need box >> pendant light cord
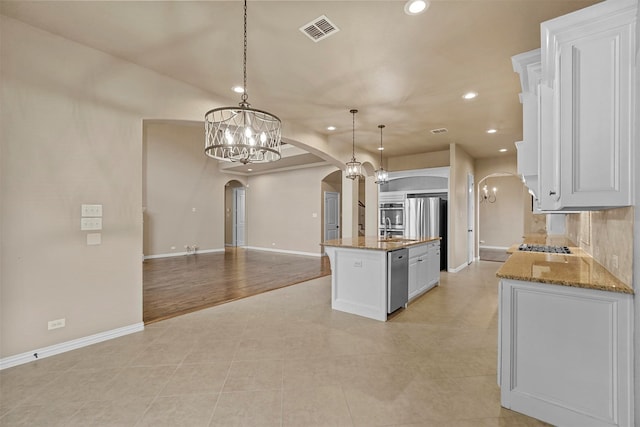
[379,124,385,167]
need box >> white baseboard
[244,246,322,257]
[479,245,510,251]
[0,322,144,370]
[448,262,469,273]
[144,248,224,260]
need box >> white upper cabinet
[539,0,637,210]
[512,49,542,208]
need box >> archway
[476,172,528,261]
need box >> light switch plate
[81,218,102,231]
[81,204,102,217]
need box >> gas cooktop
[518,244,572,254]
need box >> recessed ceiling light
[232,86,244,94]
[487,129,497,134]
[327,126,336,131]
[247,168,253,171]
[499,148,508,152]
[462,91,478,100]
[404,0,429,15]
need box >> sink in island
[322,236,441,321]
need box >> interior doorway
[225,180,246,247]
[321,170,342,247]
[467,173,475,264]
[324,191,340,241]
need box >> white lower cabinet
[498,279,634,427]
[408,241,440,301]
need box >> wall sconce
[481,184,497,203]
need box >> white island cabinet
[408,240,440,301]
[323,237,440,321]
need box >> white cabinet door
[427,242,440,287]
[538,83,562,211]
[408,256,419,299]
[541,0,636,209]
[512,49,542,203]
[499,279,634,427]
[408,244,429,301]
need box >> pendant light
[204,0,281,164]
[374,124,389,184]
[345,109,363,180]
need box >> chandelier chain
[379,124,385,166]
[351,109,356,159]
[241,0,248,104]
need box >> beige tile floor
[0,261,552,426]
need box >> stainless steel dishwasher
[387,248,409,313]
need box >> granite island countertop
[322,236,440,251]
[496,251,634,295]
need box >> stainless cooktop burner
[518,244,572,254]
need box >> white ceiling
[1,0,599,165]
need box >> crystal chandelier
[204,0,281,164]
[374,124,389,184]
[345,109,363,180]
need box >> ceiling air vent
[299,15,339,42]
[430,128,448,134]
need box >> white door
[467,173,474,264]
[324,191,340,241]
[233,187,246,246]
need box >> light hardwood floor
[143,248,331,324]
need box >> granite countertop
[322,236,440,251]
[496,251,634,295]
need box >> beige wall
[0,17,222,357]
[448,144,474,270]
[478,176,527,248]
[247,165,339,255]
[566,207,633,286]
[144,122,235,256]
[388,149,450,171]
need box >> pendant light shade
[204,0,281,164]
[345,109,363,180]
[374,124,389,184]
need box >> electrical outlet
[611,254,618,269]
[48,318,65,330]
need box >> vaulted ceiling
[1,0,599,166]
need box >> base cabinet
[408,241,440,301]
[498,279,634,427]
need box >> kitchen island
[496,247,634,427]
[322,236,440,321]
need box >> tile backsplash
[566,206,634,286]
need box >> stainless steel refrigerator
[405,196,447,270]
